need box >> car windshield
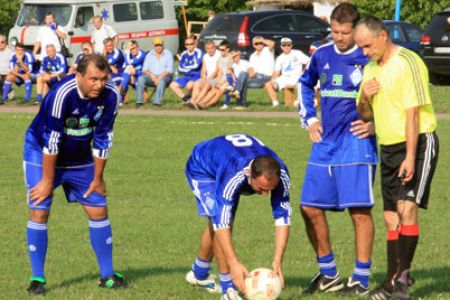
[17,4,72,27]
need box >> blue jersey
[178,48,203,77]
[186,134,291,230]
[299,44,378,165]
[24,74,120,167]
[123,49,146,72]
[106,48,124,73]
[40,53,67,75]
[9,51,35,74]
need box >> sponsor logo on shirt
[320,89,358,98]
[332,74,343,86]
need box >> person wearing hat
[238,36,277,108]
[136,37,174,107]
[270,37,309,106]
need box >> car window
[113,3,138,22]
[386,23,405,42]
[426,12,450,34]
[202,15,243,34]
[140,1,164,20]
[252,15,296,33]
[402,23,422,42]
[75,6,94,28]
[292,15,327,34]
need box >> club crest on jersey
[79,117,90,128]
[66,117,78,128]
[349,68,363,86]
[332,74,343,86]
[94,106,104,122]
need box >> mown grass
[0,113,449,299]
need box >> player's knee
[300,206,323,220]
[29,209,50,223]
[349,208,373,226]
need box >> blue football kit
[106,48,124,86]
[24,74,120,209]
[40,53,67,85]
[185,134,292,231]
[299,44,378,209]
[1,51,36,102]
[176,48,203,87]
[121,49,146,93]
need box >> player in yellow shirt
[355,16,439,300]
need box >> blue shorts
[111,73,123,86]
[15,74,37,85]
[24,161,107,210]
[300,164,376,210]
[175,76,199,88]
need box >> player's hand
[29,179,54,206]
[229,260,249,293]
[307,121,322,143]
[272,260,285,288]
[84,177,106,198]
[361,79,380,101]
[398,158,415,185]
[350,120,375,139]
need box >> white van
[8,0,179,62]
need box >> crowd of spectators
[0,12,311,109]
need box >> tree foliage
[0,0,22,37]
[353,0,450,29]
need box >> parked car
[421,7,450,83]
[309,20,422,54]
[198,10,330,59]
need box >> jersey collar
[334,44,358,55]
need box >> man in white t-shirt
[240,36,278,107]
[91,16,119,54]
[0,35,13,95]
[188,40,220,108]
[33,12,67,60]
[270,37,309,106]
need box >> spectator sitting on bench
[271,37,309,106]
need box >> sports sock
[25,80,32,102]
[89,218,114,278]
[192,256,211,280]
[396,224,419,284]
[352,260,371,288]
[317,252,338,277]
[27,221,48,279]
[219,272,235,294]
[384,229,399,291]
[182,95,191,102]
[121,73,131,94]
[36,94,43,103]
[2,80,11,101]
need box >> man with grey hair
[355,16,439,300]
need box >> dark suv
[198,10,330,58]
[421,7,450,82]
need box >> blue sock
[318,252,338,277]
[121,73,131,93]
[27,221,48,279]
[2,80,11,101]
[352,260,371,288]
[219,273,235,294]
[192,257,211,280]
[89,219,114,278]
[37,94,43,103]
[25,80,32,102]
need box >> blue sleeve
[299,52,320,129]
[56,55,66,74]
[40,57,47,74]
[92,84,119,159]
[42,89,68,155]
[25,53,34,71]
[9,54,15,71]
[270,168,292,225]
[178,52,189,73]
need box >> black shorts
[380,132,439,211]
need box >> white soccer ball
[245,268,282,300]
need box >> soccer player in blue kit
[185,134,292,300]
[298,3,378,296]
[23,54,127,295]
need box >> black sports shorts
[380,132,439,211]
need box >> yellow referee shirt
[357,47,437,145]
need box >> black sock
[383,230,399,292]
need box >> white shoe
[186,270,221,294]
[293,100,299,107]
[222,287,242,300]
[220,104,229,110]
[7,90,15,100]
[272,100,280,107]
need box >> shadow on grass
[371,266,450,297]
[50,265,186,291]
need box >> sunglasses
[281,44,292,47]
[219,48,227,51]
[185,43,194,46]
[82,48,90,51]
[253,42,263,46]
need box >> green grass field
[2,83,450,113]
[0,113,449,300]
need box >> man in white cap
[270,37,309,106]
